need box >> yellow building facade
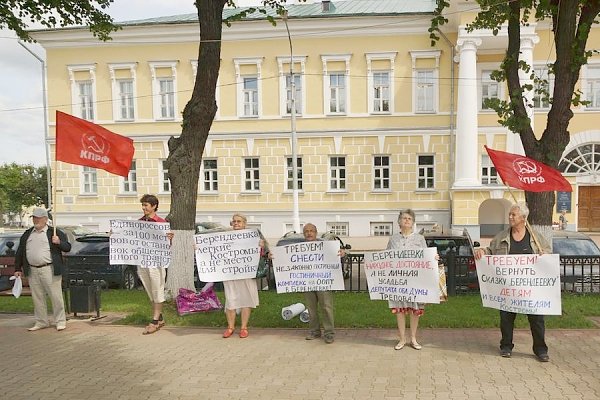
[30,0,600,241]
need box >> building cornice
[30,16,436,49]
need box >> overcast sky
[0,0,264,167]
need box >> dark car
[552,230,600,292]
[63,233,139,290]
[0,232,21,291]
[422,229,480,292]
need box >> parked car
[422,229,480,292]
[274,231,352,280]
[552,230,600,292]
[63,233,139,290]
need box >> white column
[454,38,481,188]
[509,35,539,155]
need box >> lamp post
[282,11,301,233]
[18,41,52,211]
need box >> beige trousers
[28,265,66,327]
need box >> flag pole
[506,187,543,253]
[52,153,57,237]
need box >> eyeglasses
[231,219,244,223]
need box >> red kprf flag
[56,111,135,177]
[485,146,572,192]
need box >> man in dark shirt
[475,202,552,362]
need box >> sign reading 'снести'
[476,254,562,315]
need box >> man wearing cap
[14,207,71,331]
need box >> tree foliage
[0,0,118,41]
[0,163,47,226]
[431,0,600,225]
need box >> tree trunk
[164,0,225,297]
[504,1,600,226]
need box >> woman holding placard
[222,213,264,339]
[386,209,428,351]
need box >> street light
[282,11,301,233]
[18,40,52,211]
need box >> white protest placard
[364,247,440,304]
[194,229,261,282]
[109,219,171,268]
[271,240,344,294]
[476,254,562,315]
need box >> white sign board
[109,220,171,268]
[364,247,440,304]
[271,240,344,293]
[476,254,562,315]
[194,229,261,282]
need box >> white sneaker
[56,324,67,331]
[28,324,49,332]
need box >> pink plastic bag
[176,286,222,316]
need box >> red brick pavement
[1,313,599,400]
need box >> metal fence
[260,253,600,295]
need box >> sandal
[142,323,160,335]
[410,341,422,350]
[239,328,249,339]
[394,341,405,350]
[222,328,235,338]
[158,320,166,329]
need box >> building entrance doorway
[578,186,600,231]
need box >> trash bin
[70,284,100,317]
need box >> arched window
[558,143,600,174]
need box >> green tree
[431,0,600,226]
[0,163,47,226]
[0,0,118,41]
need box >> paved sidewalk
[1,313,599,400]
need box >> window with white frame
[284,223,304,233]
[160,160,170,193]
[372,71,390,112]
[242,77,259,117]
[122,160,137,193]
[366,52,396,114]
[586,65,600,108]
[109,63,137,121]
[328,73,346,114]
[415,70,435,112]
[68,64,96,121]
[202,159,218,192]
[285,74,302,115]
[481,154,498,185]
[533,66,553,109]
[159,79,175,119]
[78,81,95,120]
[481,70,500,110]
[321,54,351,115]
[117,80,135,120]
[370,222,393,236]
[417,155,435,189]
[277,56,306,117]
[234,58,262,118]
[243,158,260,192]
[81,166,97,194]
[410,50,440,114]
[329,156,346,190]
[326,222,348,236]
[286,157,303,191]
[149,61,178,120]
[373,155,390,190]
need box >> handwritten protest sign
[476,254,561,315]
[364,247,440,303]
[194,229,261,282]
[271,240,344,294]
[109,220,171,268]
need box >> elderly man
[302,223,345,344]
[474,202,552,362]
[14,208,71,331]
